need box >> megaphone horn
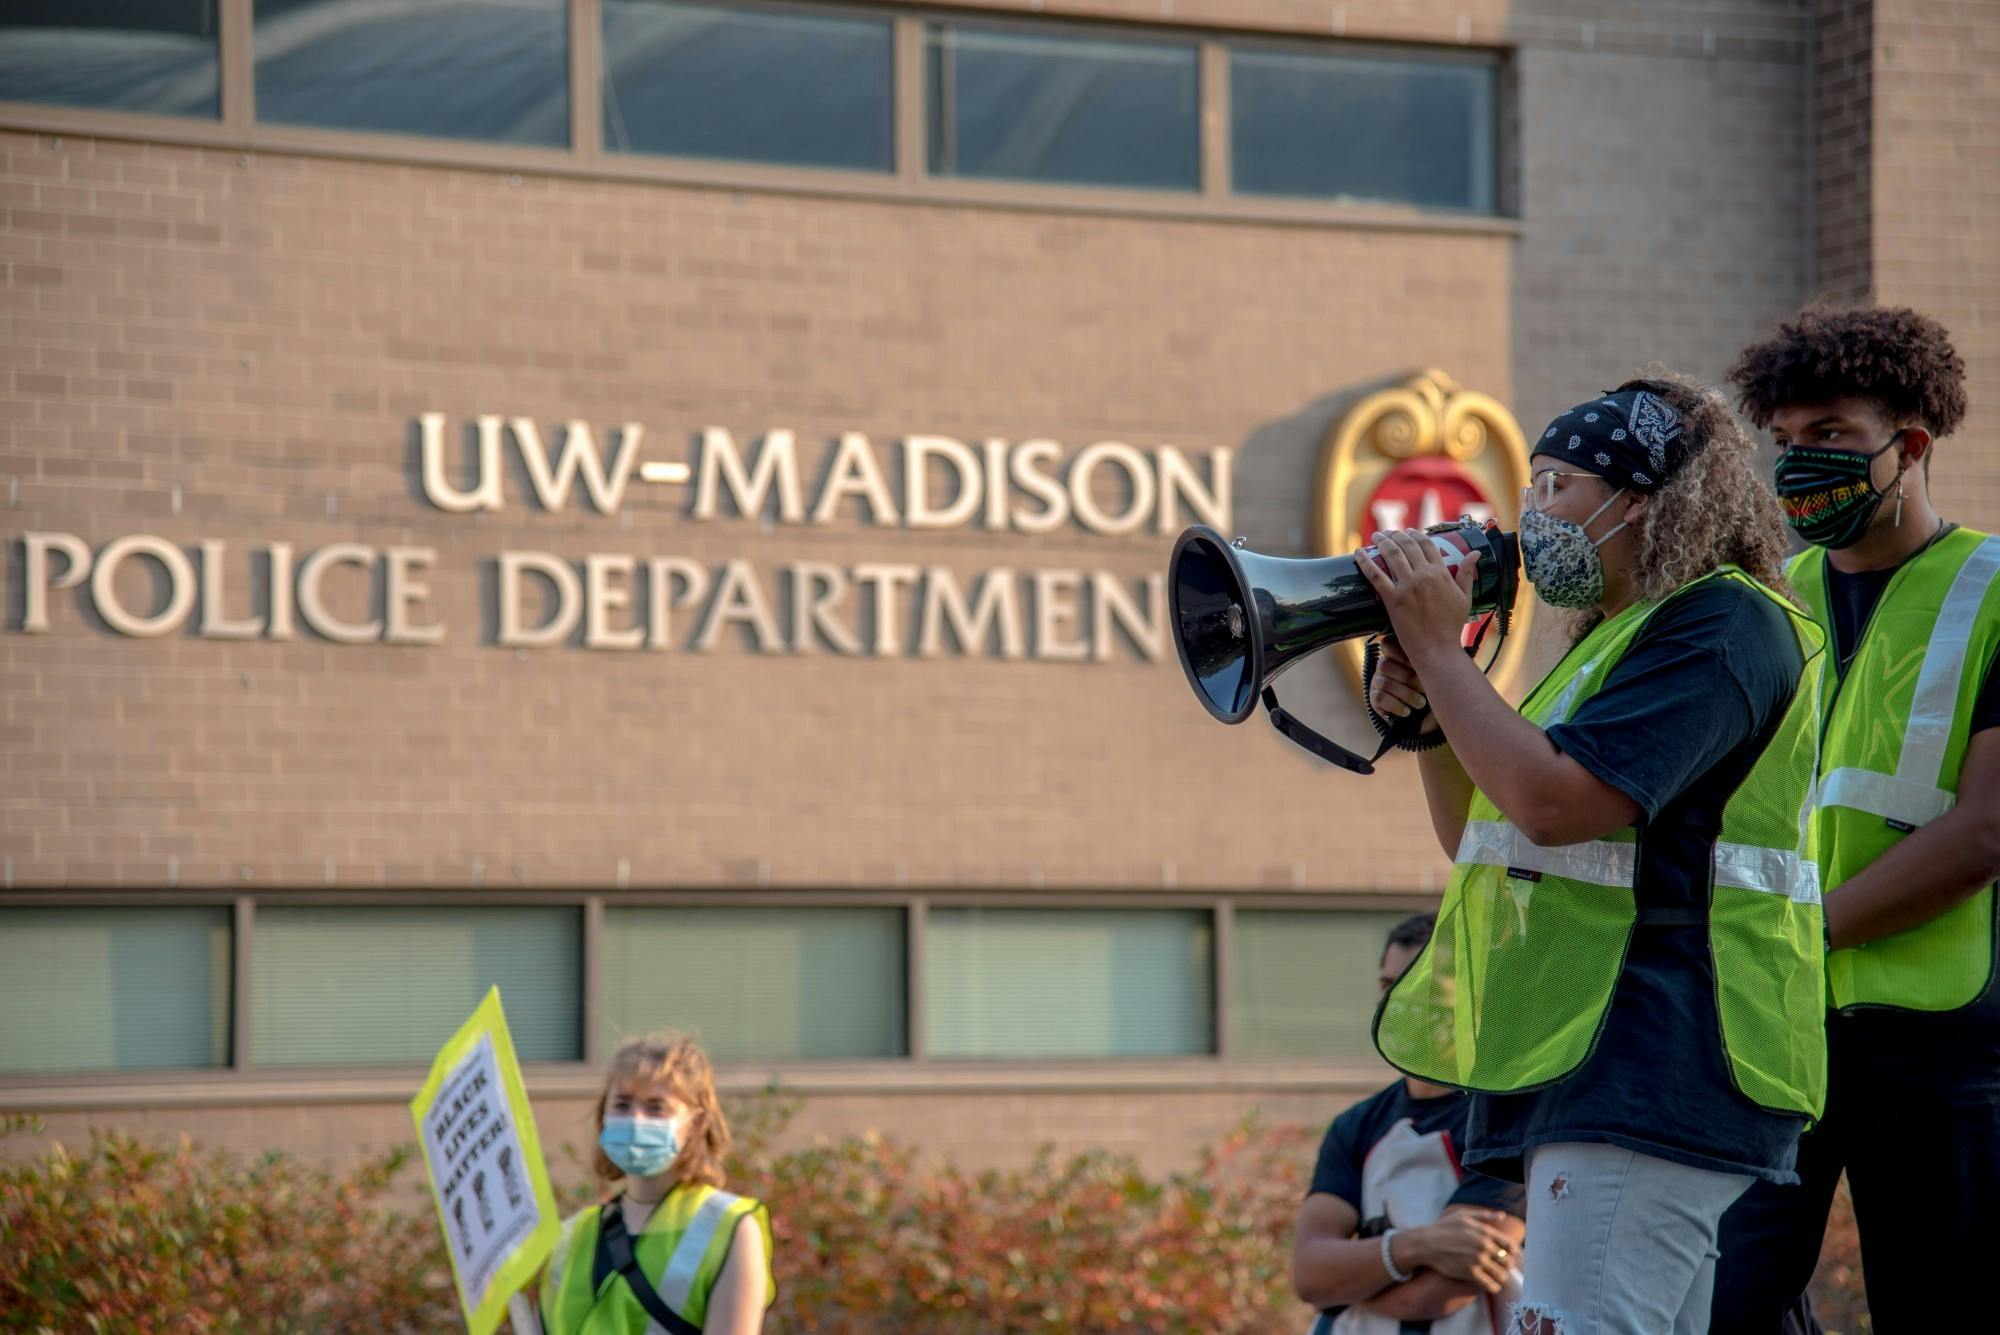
[1167,520,1519,774]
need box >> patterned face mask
[1773,433,1905,549]
[1520,488,1629,609]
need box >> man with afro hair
[1711,306,2000,1333]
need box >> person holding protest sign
[535,1034,774,1334]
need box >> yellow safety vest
[1375,568,1829,1117]
[538,1183,773,1335]
[1790,527,2000,1012]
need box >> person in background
[1292,913,1527,1334]
[536,1034,773,1335]
[1710,306,2000,1334]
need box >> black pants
[1710,999,2000,1333]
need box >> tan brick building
[2,0,1995,1177]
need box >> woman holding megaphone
[1359,372,1825,1335]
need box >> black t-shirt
[1465,580,1810,1185]
[1308,1080,1527,1322]
[1310,1080,1528,1215]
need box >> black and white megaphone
[1168,518,1520,775]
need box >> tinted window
[1229,910,1410,1059]
[0,908,231,1074]
[603,1,892,171]
[254,0,568,146]
[250,905,582,1064]
[925,908,1213,1058]
[928,23,1198,191]
[601,907,907,1061]
[0,1,219,118]
[1231,46,1497,212]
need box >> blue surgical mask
[599,1115,682,1178]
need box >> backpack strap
[595,1198,703,1335]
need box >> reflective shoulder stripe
[658,1188,744,1316]
[1544,659,1599,726]
[1820,765,1956,828]
[1898,536,2000,787]
[1713,843,1821,905]
[1456,819,1635,887]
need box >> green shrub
[0,1099,1867,1332]
[0,1129,453,1333]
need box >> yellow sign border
[410,986,562,1335]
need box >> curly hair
[591,1032,733,1193]
[1728,304,1967,436]
[1560,368,1794,643]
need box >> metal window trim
[1,892,1443,1086]
[1211,896,1234,1059]
[0,99,1521,237]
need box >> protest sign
[412,987,561,1335]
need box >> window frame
[921,11,1204,194]
[0,888,1430,1106]
[1225,34,1503,214]
[0,0,1519,238]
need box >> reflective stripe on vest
[1818,536,2000,829]
[659,1189,742,1317]
[1457,820,1820,905]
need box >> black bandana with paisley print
[1532,388,1695,494]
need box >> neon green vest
[539,1184,773,1335]
[1789,527,2000,1012]
[1375,569,1829,1117]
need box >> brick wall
[1866,0,2000,526]
[1815,0,1875,300]
[1508,1,1816,435]
[0,129,1510,892]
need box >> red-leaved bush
[1,1101,1868,1332]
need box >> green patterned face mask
[1774,434,1905,549]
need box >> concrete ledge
[0,1060,1395,1111]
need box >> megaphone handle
[1261,686,1386,775]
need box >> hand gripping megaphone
[1168,518,1521,774]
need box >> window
[927,23,1199,191]
[600,907,906,1061]
[925,908,1212,1058]
[249,905,581,1064]
[0,2,219,118]
[1230,45,1497,212]
[253,0,568,146]
[602,1,892,170]
[1228,910,1407,1060]
[0,907,230,1074]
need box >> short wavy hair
[1561,368,1793,642]
[1728,305,1967,436]
[592,1032,733,1192]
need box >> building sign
[10,421,1234,664]
[1314,370,1533,691]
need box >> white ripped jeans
[1511,1143,1753,1335]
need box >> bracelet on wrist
[1381,1227,1416,1284]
